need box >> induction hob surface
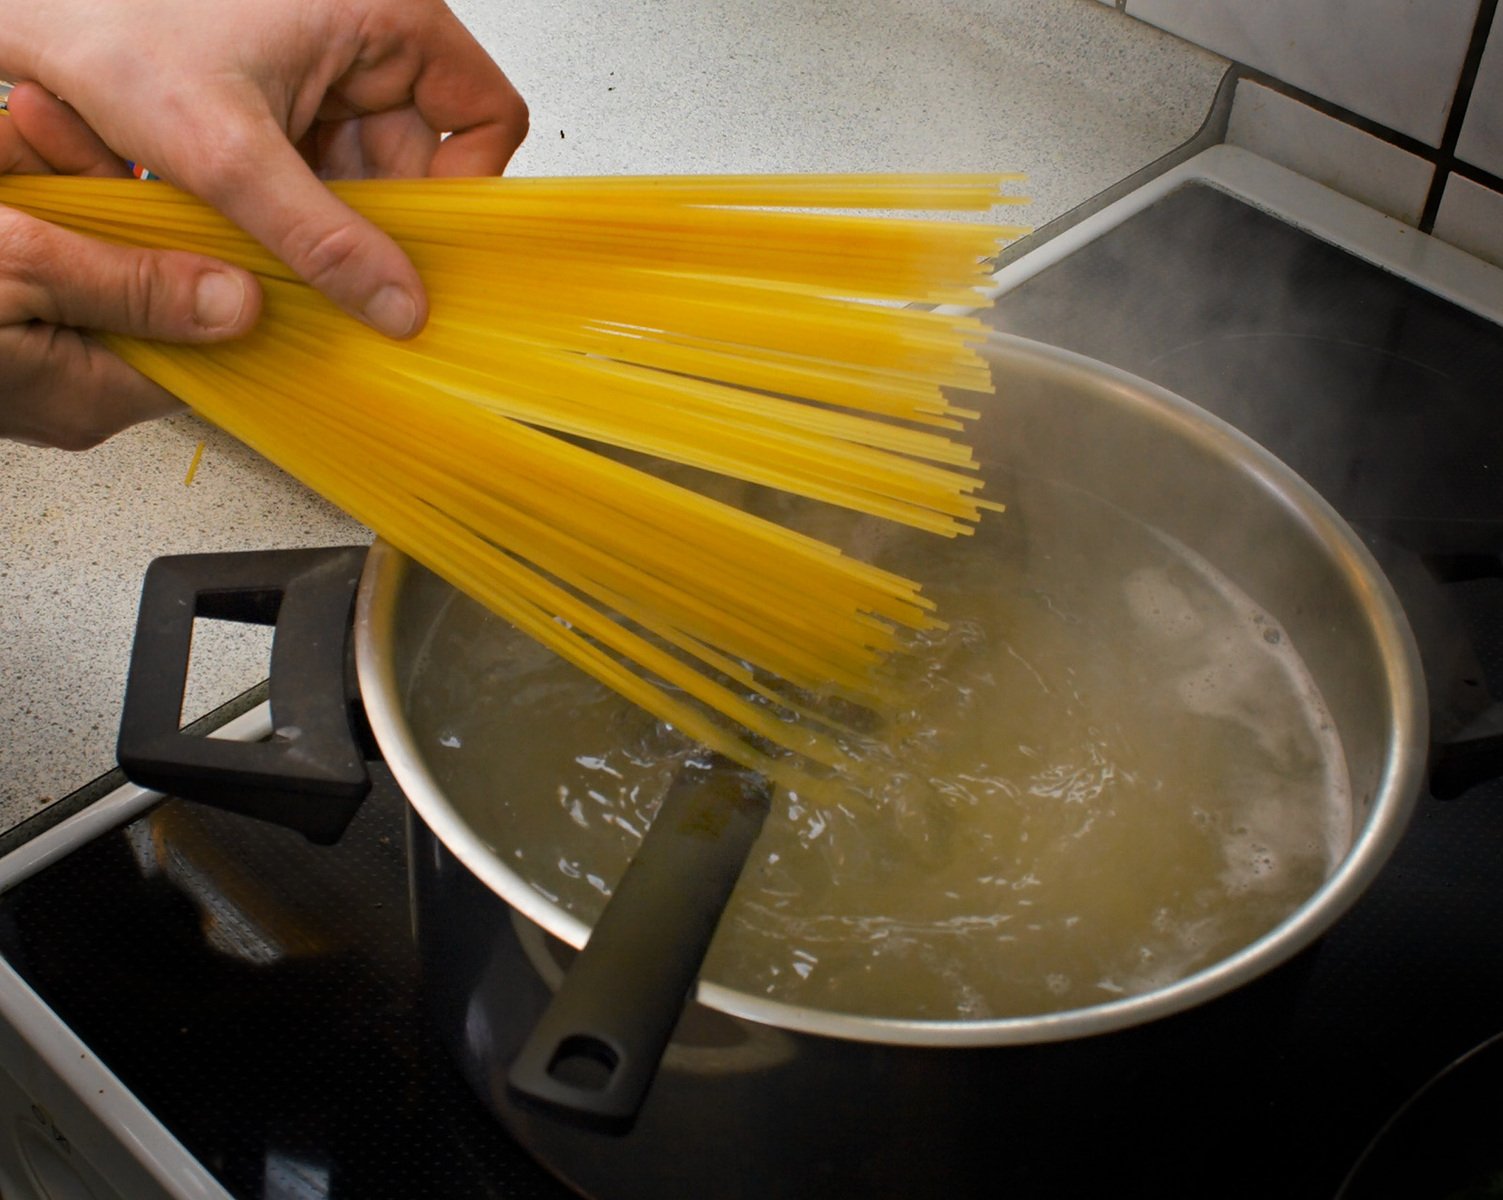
[0,769,573,1200]
[989,181,1503,557]
[1,163,1501,1200]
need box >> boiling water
[405,475,1350,1020]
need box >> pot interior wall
[387,337,1417,840]
[370,334,1424,1038]
[977,343,1414,828]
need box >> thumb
[3,208,262,341]
[175,120,427,339]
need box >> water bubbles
[409,473,1351,1022]
[575,754,623,778]
[799,808,828,845]
[1123,567,1203,639]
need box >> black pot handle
[507,756,771,1135]
[1420,552,1503,800]
[117,546,372,844]
[1430,723,1503,800]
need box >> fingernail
[194,271,248,331]
[364,284,420,339]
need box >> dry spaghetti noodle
[0,171,1026,788]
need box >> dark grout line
[1419,0,1498,232]
[1116,4,1502,238]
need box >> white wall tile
[1433,173,1503,268]
[1226,80,1435,223]
[1125,0,1479,146]
[1457,22,1503,176]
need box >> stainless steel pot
[353,334,1428,1197]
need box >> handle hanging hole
[547,1036,620,1091]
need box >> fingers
[0,206,260,448]
[220,4,529,330]
[0,84,251,449]
[0,206,262,341]
[4,81,129,176]
[407,12,530,177]
[312,107,440,180]
[0,109,51,174]
[0,322,181,450]
[425,73,529,179]
[2,0,528,344]
[322,6,529,179]
[178,114,428,337]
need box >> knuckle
[0,207,53,286]
[511,91,532,135]
[122,253,164,330]
[189,130,262,191]
[0,211,77,326]
[285,216,368,292]
[103,249,195,337]
[167,123,272,212]
[0,209,166,334]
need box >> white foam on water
[406,476,1356,1021]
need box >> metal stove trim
[0,706,274,1200]
[971,144,1503,323]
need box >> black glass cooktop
[0,770,572,1200]
[0,181,1500,1200]
[992,181,1503,763]
[990,183,1503,557]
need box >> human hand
[1,83,260,449]
[1,0,528,339]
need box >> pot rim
[353,333,1429,1048]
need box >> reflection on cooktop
[0,176,1499,1200]
[990,184,1503,556]
[0,775,574,1200]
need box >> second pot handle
[1430,718,1503,800]
[116,545,372,844]
[506,756,771,1135]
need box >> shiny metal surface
[354,334,1427,1196]
[358,333,1427,1031]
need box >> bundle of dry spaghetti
[0,171,1025,787]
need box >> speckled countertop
[0,0,1226,827]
